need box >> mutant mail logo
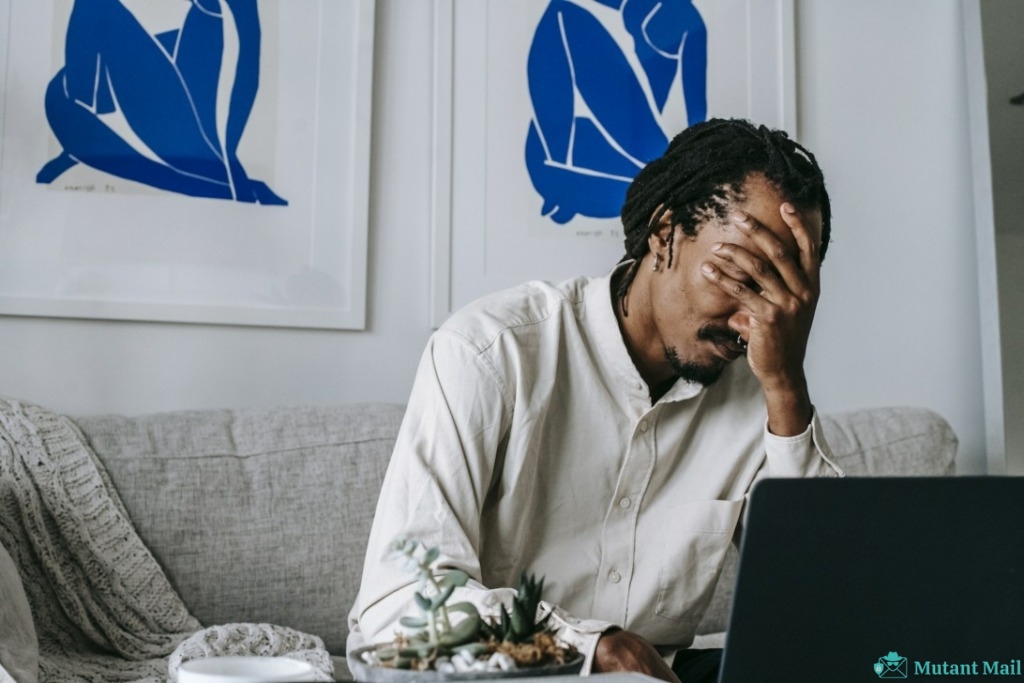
[876,652,908,678]
[874,651,1023,677]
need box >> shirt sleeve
[731,409,844,544]
[347,330,615,671]
[761,408,845,478]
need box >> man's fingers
[700,261,772,315]
[710,242,782,298]
[730,212,814,297]
[778,203,821,291]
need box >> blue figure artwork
[37,0,287,205]
[525,0,706,224]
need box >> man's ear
[646,209,675,259]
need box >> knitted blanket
[0,398,334,683]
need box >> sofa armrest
[822,406,957,476]
[72,403,405,657]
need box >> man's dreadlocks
[616,118,831,302]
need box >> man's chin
[664,345,731,387]
[671,358,728,387]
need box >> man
[347,119,843,683]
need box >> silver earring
[652,254,662,272]
[737,334,748,351]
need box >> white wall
[0,1,438,415]
[798,1,986,473]
[0,1,988,472]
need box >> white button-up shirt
[348,269,842,669]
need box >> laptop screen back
[718,477,1024,682]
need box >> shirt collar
[585,261,704,405]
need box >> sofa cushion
[695,406,958,637]
[72,403,405,657]
[0,537,38,683]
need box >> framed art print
[0,0,375,329]
[431,0,796,325]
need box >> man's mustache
[697,325,738,345]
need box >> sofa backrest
[74,403,957,654]
[74,403,406,656]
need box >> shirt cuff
[762,408,844,478]
[545,604,617,674]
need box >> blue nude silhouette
[525,0,706,224]
[37,0,287,205]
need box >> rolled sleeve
[545,604,617,675]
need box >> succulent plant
[480,573,551,644]
[371,537,571,672]
[383,538,482,655]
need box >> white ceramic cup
[177,656,318,683]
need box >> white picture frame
[430,0,796,326]
[0,0,374,330]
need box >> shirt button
[619,496,631,509]
[608,569,622,584]
[639,420,649,432]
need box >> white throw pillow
[0,539,37,683]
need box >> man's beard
[664,346,727,387]
[663,324,741,387]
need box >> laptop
[718,477,1024,682]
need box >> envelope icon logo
[875,652,908,678]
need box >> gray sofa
[9,403,958,680]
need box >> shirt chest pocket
[655,499,744,624]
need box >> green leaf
[431,584,456,609]
[424,546,440,565]
[413,592,431,612]
[510,600,529,640]
[478,619,497,641]
[499,606,511,638]
[446,602,480,619]
[438,569,470,589]
[399,616,428,629]
[438,612,482,648]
